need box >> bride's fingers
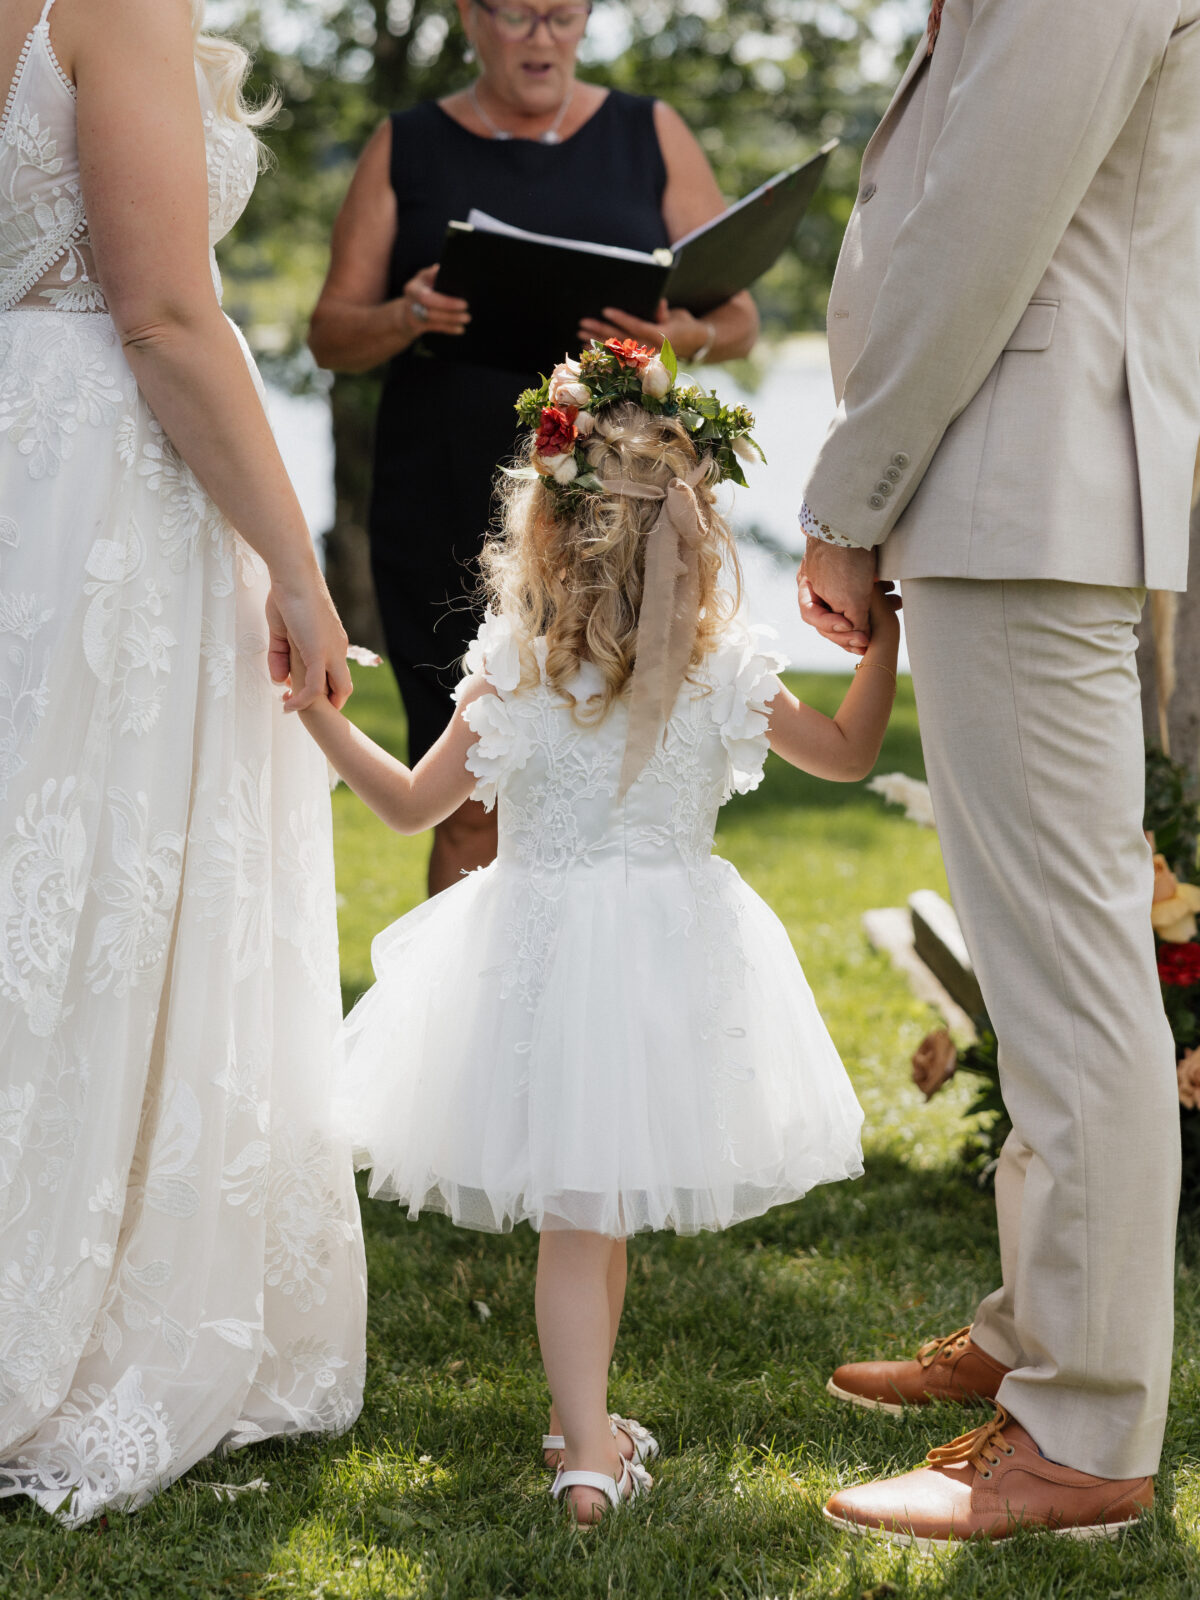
[284,670,323,714]
[265,593,292,685]
[326,653,353,711]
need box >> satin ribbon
[598,462,710,797]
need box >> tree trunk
[323,373,385,652]
[1138,469,1200,776]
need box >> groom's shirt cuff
[798,500,859,549]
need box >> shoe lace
[926,1405,1015,1478]
[916,1324,973,1369]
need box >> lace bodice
[454,612,784,1016]
[0,0,257,315]
[458,613,786,875]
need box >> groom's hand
[797,542,877,655]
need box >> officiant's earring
[463,41,476,64]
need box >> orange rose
[912,1028,958,1101]
[604,337,654,369]
[534,405,577,459]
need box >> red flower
[604,337,654,369]
[534,405,577,458]
[1158,941,1200,987]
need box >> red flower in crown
[1159,941,1200,988]
[604,337,654,370]
[534,405,577,458]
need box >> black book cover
[423,228,670,374]
[664,141,837,315]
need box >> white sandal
[610,1413,661,1465]
[542,1414,660,1467]
[549,1454,652,1523]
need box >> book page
[465,209,672,268]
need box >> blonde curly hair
[482,401,743,721]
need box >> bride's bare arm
[64,0,350,710]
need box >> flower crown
[507,338,764,511]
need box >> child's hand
[297,690,338,724]
[868,582,902,644]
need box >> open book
[422,141,837,372]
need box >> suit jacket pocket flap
[1003,300,1059,352]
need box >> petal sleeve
[460,692,531,813]
[453,611,522,703]
[709,622,787,800]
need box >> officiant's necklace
[470,79,574,144]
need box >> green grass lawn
[7,666,1200,1600]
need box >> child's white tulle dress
[334,614,864,1237]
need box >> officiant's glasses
[474,1,592,43]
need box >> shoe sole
[822,1505,1142,1552]
[825,1377,999,1416]
[825,1377,906,1416]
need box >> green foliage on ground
[7,666,1200,1599]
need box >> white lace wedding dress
[0,2,366,1524]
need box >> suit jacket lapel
[861,35,930,166]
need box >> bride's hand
[265,577,353,712]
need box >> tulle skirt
[335,853,864,1236]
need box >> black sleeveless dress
[370,91,669,764]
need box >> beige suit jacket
[804,0,1200,591]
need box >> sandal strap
[550,1468,622,1509]
[609,1413,659,1463]
[542,1434,565,1451]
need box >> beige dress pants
[901,578,1180,1479]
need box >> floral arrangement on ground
[884,749,1200,1204]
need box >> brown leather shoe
[824,1406,1153,1550]
[827,1325,1009,1414]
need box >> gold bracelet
[855,658,897,683]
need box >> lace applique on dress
[0,16,258,315]
[457,612,785,1019]
[0,16,96,313]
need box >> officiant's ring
[409,299,429,324]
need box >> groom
[797,0,1200,1545]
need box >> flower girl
[298,340,900,1523]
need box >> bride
[0,0,366,1522]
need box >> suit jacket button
[876,481,893,496]
[892,451,910,468]
[886,465,902,482]
[869,493,885,508]
[859,182,878,203]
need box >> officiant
[307,0,759,895]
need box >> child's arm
[766,586,900,782]
[298,677,493,834]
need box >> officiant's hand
[578,299,715,362]
[400,265,470,340]
[797,541,878,655]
